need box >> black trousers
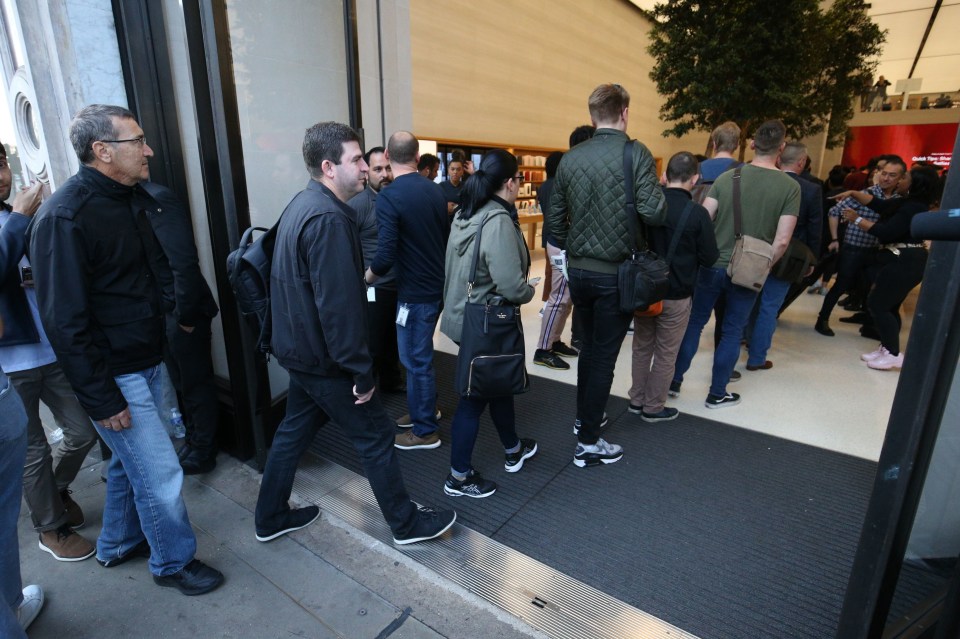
[366,287,404,389]
[819,246,873,321]
[164,315,219,454]
[867,248,927,355]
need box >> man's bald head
[387,131,419,166]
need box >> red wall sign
[842,123,957,170]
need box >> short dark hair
[302,122,360,178]
[0,142,6,159]
[417,154,439,171]
[387,131,418,165]
[363,146,386,165]
[882,155,907,175]
[752,120,786,156]
[545,151,563,179]
[666,151,699,183]
[587,84,629,125]
[569,125,596,148]
[70,104,137,164]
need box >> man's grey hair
[780,142,807,168]
[70,104,137,164]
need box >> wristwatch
[854,216,863,227]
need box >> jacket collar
[593,128,629,140]
[306,179,357,217]
[78,165,140,200]
[663,187,692,200]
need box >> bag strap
[622,139,644,252]
[466,210,509,300]
[732,166,743,238]
[664,199,694,266]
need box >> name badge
[367,286,376,302]
[396,304,409,327]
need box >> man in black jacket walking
[255,121,455,546]
[28,104,223,595]
[141,181,221,475]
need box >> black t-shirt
[439,179,463,205]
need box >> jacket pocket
[92,301,162,361]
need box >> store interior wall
[408,0,860,176]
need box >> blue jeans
[746,275,791,367]
[95,364,197,576]
[567,268,632,444]
[396,301,440,437]
[449,395,520,475]
[0,375,28,638]
[673,267,759,398]
[256,370,418,536]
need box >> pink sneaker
[867,350,904,370]
[861,345,887,362]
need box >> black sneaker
[640,407,679,423]
[705,392,741,409]
[550,341,579,358]
[573,412,608,435]
[153,559,224,596]
[668,381,681,397]
[443,470,497,498]
[255,506,321,542]
[815,319,835,337]
[504,439,538,473]
[97,539,151,568]
[627,404,643,415]
[533,349,569,370]
[729,370,742,383]
[393,506,457,545]
[181,450,217,476]
[573,438,623,467]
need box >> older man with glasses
[27,104,223,595]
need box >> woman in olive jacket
[439,149,538,499]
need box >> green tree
[646,0,885,158]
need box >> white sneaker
[861,345,887,362]
[17,584,44,631]
[867,351,904,370]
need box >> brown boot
[39,524,95,562]
[60,489,85,529]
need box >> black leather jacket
[27,166,174,420]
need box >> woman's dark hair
[907,165,940,205]
[458,149,517,219]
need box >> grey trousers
[9,361,97,532]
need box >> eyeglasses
[100,136,147,147]
[513,174,524,183]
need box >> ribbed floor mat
[308,353,877,638]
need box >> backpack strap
[664,200,694,266]
[732,166,744,239]
[466,210,509,301]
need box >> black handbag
[617,140,670,313]
[454,211,530,399]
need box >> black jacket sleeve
[868,200,923,244]
[29,215,127,420]
[141,183,219,326]
[303,216,375,394]
[0,211,28,277]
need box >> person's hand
[841,208,858,223]
[178,324,195,333]
[353,385,374,405]
[364,267,377,285]
[464,160,475,175]
[98,407,132,431]
[12,183,43,217]
[831,190,856,201]
[804,265,815,278]
[828,240,840,253]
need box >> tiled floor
[435,252,913,462]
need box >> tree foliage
[646,0,885,157]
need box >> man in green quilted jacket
[548,83,666,468]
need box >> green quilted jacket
[548,128,666,274]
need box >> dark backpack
[691,161,743,205]
[226,223,279,353]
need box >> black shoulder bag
[617,140,671,313]
[454,211,530,399]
